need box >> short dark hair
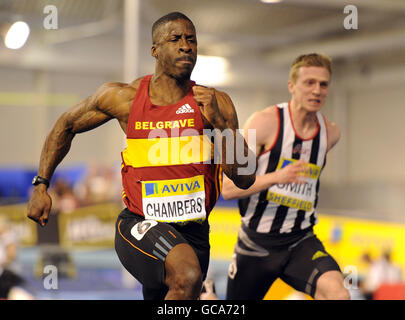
[152,12,195,44]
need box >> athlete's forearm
[216,128,257,190]
[221,171,279,200]
[37,114,75,181]
[207,90,257,189]
[222,159,309,199]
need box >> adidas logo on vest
[176,104,195,114]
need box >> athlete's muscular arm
[221,107,305,200]
[192,86,256,189]
[27,82,135,226]
[38,83,124,179]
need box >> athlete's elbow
[221,177,241,200]
[233,174,255,190]
[57,112,75,134]
[221,188,235,201]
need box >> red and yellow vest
[121,75,222,224]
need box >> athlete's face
[151,19,197,80]
[288,66,330,112]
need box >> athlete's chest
[127,100,205,140]
[285,139,313,158]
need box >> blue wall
[0,165,88,203]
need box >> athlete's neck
[289,100,318,137]
[150,72,191,106]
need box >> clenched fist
[275,160,308,185]
[27,185,52,227]
[192,85,226,129]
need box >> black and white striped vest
[238,102,328,235]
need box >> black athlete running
[27,12,255,300]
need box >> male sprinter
[222,53,350,300]
[27,12,255,300]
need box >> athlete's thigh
[170,220,211,281]
[281,235,341,298]
[226,251,280,300]
[114,213,188,293]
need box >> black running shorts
[226,228,341,299]
[114,208,210,299]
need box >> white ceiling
[1,0,405,88]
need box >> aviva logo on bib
[141,175,206,224]
[142,175,204,198]
[145,182,159,196]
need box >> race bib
[141,175,206,224]
[267,158,321,211]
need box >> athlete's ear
[151,46,158,59]
[287,80,294,95]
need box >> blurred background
[1,0,405,300]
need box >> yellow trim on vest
[122,135,214,167]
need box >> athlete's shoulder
[321,114,341,151]
[96,78,144,105]
[261,104,280,118]
[128,76,145,92]
[242,105,280,152]
[244,104,279,130]
[113,77,145,97]
[96,81,134,98]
